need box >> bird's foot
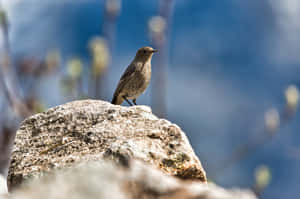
[123,96,133,106]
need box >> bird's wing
[113,63,137,97]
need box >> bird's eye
[143,50,146,54]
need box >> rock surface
[10,159,256,199]
[0,174,7,195]
[7,100,206,190]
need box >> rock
[7,100,206,191]
[0,174,7,195]
[9,159,256,199]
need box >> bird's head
[135,46,157,62]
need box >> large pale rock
[0,174,7,195]
[7,100,206,190]
[10,159,256,199]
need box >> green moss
[161,153,190,168]
[175,153,190,162]
[161,158,176,168]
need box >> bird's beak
[152,49,158,53]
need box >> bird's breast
[125,63,151,99]
[136,64,151,88]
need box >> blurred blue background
[1,0,300,198]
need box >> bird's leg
[123,96,133,106]
[133,99,137,105]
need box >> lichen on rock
[7,100,207,190]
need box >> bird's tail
[111,95,123,105]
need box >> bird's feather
[112,63,138,99]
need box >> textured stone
[9,160,256,199]
[7,100,206,190]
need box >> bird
[111,46,157,106]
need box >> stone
[10,159,256,199]
[7,100,206,190]
[0,174,7,195]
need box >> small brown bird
[111,46,157,106]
